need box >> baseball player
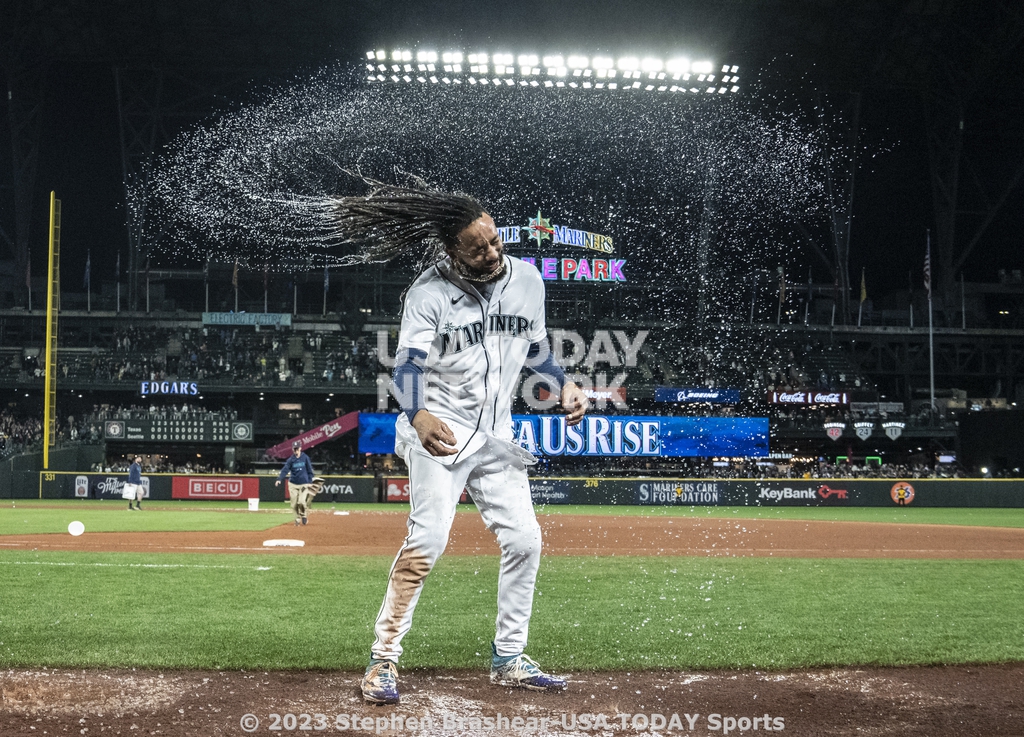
[326,180,588,705]
[125,455,143,510]
[275,441,316,525]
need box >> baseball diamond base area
[2,511,1023,736]
[3,510,1024,558]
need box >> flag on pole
[115,252,120,281]
[263,265,269,292]
[324,265,330,292]
[204,258,210,283]
[232,259,239,287]
[25,258,30,290]
[924,236,932,294]
[84,251,91,289]
[778,267,785,303]
[860,268,867,303]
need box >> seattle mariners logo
[497,210,614,254]
[526,210,553,246]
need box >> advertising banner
[291,475,376,502]
[655,387,742,404]
[359,413,769,458]
[385,477,468,503]
[266,412,359,459]
[172,476,259,500]
[526,478,1024,508]
[202,312,292,326]
[769,391,849,405]
[68,474,151,500]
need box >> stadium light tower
[363,48,740,95]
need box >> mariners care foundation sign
[499,209,626,282]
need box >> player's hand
[274,480,281,487]
[561,382,589,426]
[411,410,459,456]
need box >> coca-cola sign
[770,391,849,406]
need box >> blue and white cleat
[490,653,566,692]
[361,660,400,704]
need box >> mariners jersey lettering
[440,314,534,356]
[394,255,547,460]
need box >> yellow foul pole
[43,192,61,471]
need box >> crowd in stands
[47,326,381,387]
[0,411,43,458]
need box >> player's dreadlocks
[327,175,486,275]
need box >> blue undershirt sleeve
[524,340,567,396]
[393,347,428,422]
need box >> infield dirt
[3,509,1024,558]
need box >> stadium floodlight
[666,58,689,75]
[362,47,739,95]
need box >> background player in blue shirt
[275,441,316,525]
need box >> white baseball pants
[370,437,542,662]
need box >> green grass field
[0,550,1021,670]
[1,501,1022,671]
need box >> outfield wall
[28,472,1024,507]
[34,472,378,503]
[526,477,1024,507]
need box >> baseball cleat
[302,517,308,525]
[361,660,400,704]
[490,654,566,692]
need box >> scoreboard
[104,419,254,444]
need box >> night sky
[2,1,1021,301]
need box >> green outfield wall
[34,472,378,503]
[27,472,1024,507]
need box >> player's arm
[523,340,589,427]
[393,348,458,456]
[275,459,288,487]
[393,287,458,456]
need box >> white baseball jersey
[393,254,546,465]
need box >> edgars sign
[141,381,199,396]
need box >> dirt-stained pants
[370,438,541,662]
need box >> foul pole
[43,192,61,470]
